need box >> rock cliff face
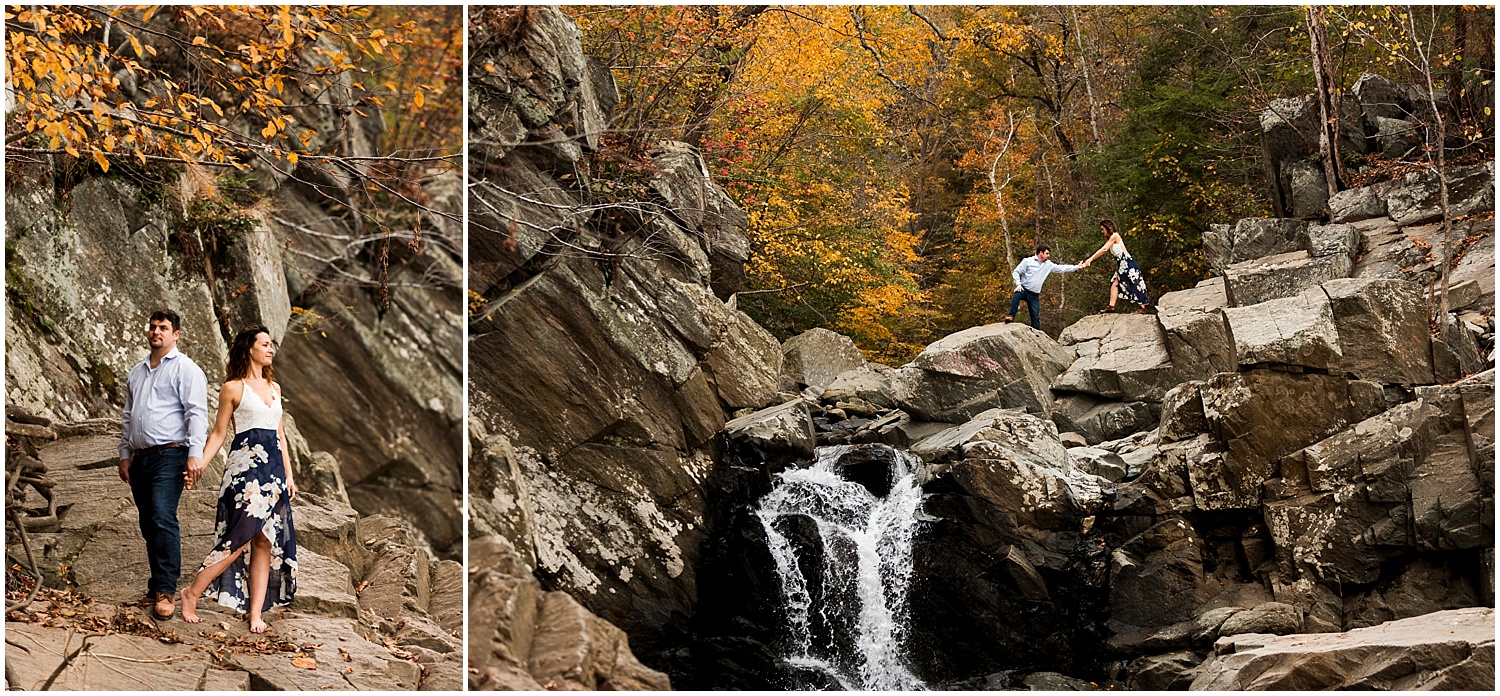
[5,93,462,558]
[465,6,779,682]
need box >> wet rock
[1109,518,1210,627]
[893,323,1074,421]
[1224,251,1349,308]
[1191,607,1495,690]
[832,445,902,497]
[1322,277,1435,384]
[1020,671,1096,690]
[781,328,867,390]
[1203,218,1308,274]
[722,399,816,457]
[1054,314,1177,402]
[1222,289,1342,371]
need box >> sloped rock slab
[1054,314,1177,402]
[1222,289,1342,371]
[1224,250,1348,308]
[1204,218,1308,273]
[1191,607,1495,690]
[894,322,1074,420]
[4,624,246,691]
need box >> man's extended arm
[1051,261,1083,273]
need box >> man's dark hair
[149,309,181,332]
[1035,244,1051,254]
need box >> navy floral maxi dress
[198,382,297,613]
[1111,240,1151,306]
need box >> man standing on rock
[118,309,210,621]
[1004,245,1088,330]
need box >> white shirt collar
[143,346,182,368]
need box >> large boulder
[1155,279,1236,378]
[1384,162,1496,227]
[1050,393,1158,446]
[721,399,816,458]
[1223,250,1348,307]
[1195,371,1364,510]
[1222,289,1342,371]
[1191,608,1495,690]
[892,323,1074,421]
[780,327,866,390]
[1203,218,1308,274]
[821,362,899,408]
[1321,277,1435,385]
[1053,314,1177,402]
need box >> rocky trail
[465,7,1494,690]
[4,417,461,691]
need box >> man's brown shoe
[1003,315,1014,323]
[152,592,175,621]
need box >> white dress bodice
[1110,239,1129,258]
[233,380,283,433]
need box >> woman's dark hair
[1099,219,1119,235]
[226,326,274,382]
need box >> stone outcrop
[5,90,461,557]
[468,535,670,691]
[1054,314,1178,402]
[465,5,777,674]
[1191,608,1495,690]
[892,323,1074,421]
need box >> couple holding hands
[1004,219,1152,330]
[118,310,297,633]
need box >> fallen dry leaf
[292,657,318,670]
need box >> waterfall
[755,444,927,690]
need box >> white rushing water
[755,445,926,690]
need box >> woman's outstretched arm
[1084,233,1122,265]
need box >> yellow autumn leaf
[128,34,143,57]
[92,150,109,172]
[412,89,424,108]
[287,152,298,165]
[261,122,277,138]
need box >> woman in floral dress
[180,326,297,633]
[1083,219,1151,313]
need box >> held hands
[184,456,206,488]
[1079,259,1091,269]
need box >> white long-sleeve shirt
[1011,255,1081,294]
[118,347,210,460]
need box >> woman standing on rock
[180,326,298,633]
[1083,219,1151,313]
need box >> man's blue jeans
[129,447,187,597]
[1009,288,1042,329]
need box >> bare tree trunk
[1071,7,1101,145]
[986,113,1021,272]
[1306,6,1345,201]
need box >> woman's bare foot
[180,587,202,623]
[249,615,268,633]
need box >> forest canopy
[569,5,1495,363]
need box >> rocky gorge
[4,28,463,687]
[467,6,1494,691]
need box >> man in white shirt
[118,309,209,621]
[1004,245,1089,330]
